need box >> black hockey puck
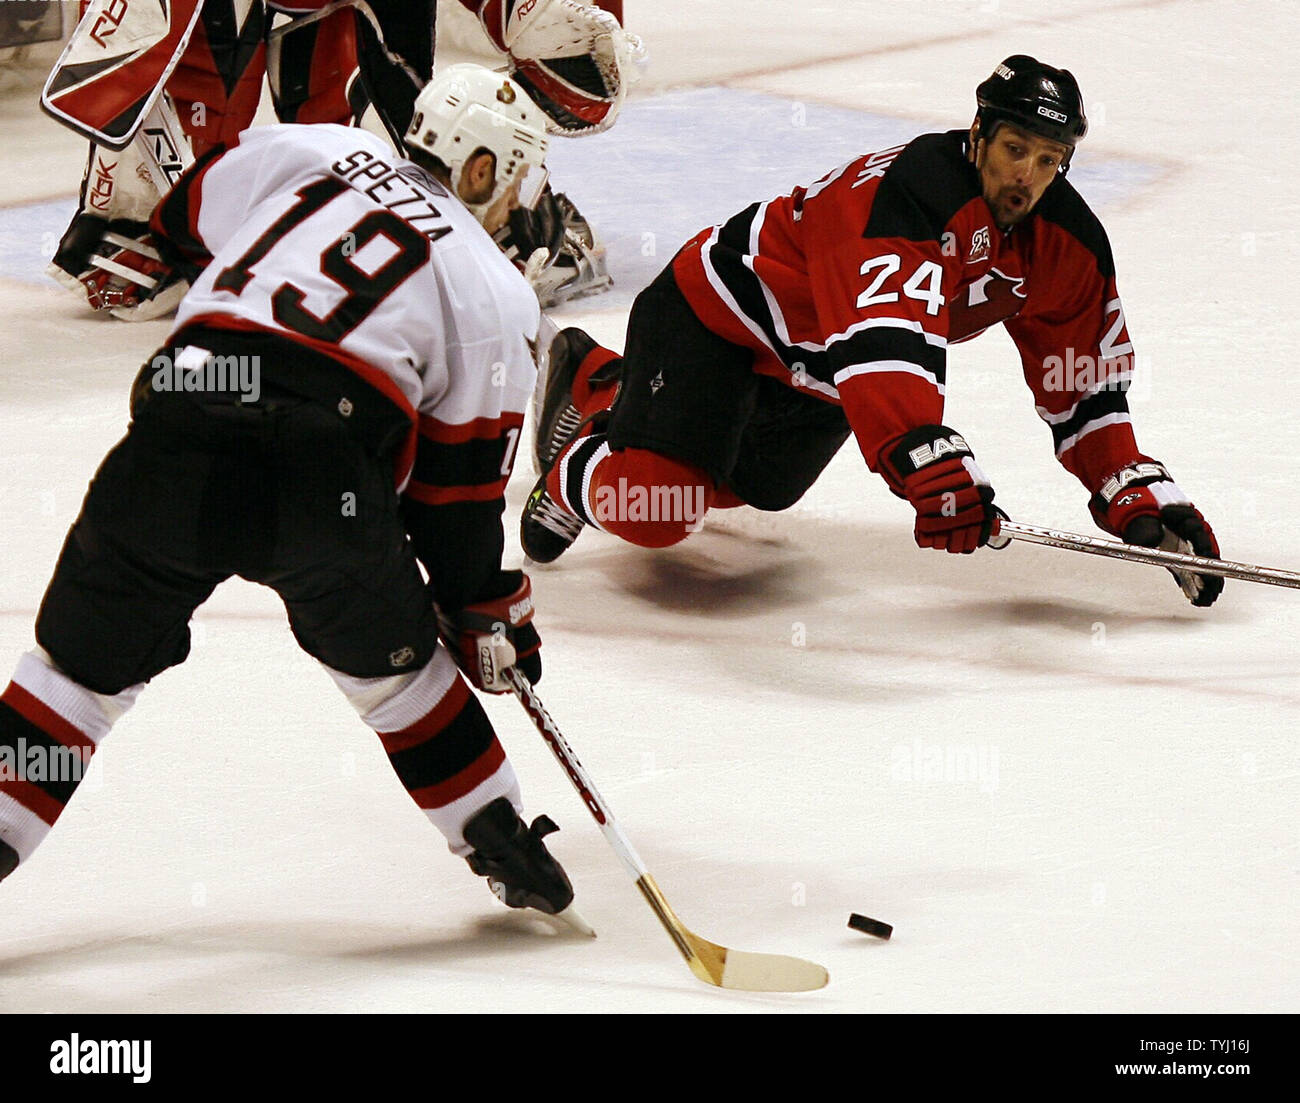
[848,913,892,939]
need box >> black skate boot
[533,327,618,468]
[464,796,579,917]
[521,328,621,563]
[520,479,588,565]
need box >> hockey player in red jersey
[0,65,591,929]
[522,55,1223,608]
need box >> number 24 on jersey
[857,255,945,317]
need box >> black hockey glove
[437,570,541,693]
[1089,459,1223,607]
[493,186,566,280]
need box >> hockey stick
[504,668,829,992]
[994,519,1300,590]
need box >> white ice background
[0,0,1295,1013]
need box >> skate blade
[548,903,597,938]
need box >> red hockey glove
[1089,459,1223,607]
[438,570,542,692]
[879,425,999,554]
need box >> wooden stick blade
[507,676,829,993]
[693,938,830,993]
[637,874,828,992]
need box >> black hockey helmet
[974,55,1087,168]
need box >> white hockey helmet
[404,63,550,223]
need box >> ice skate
[463,796,594,936]
[521,329,620,563]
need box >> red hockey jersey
[672,129,1142,495]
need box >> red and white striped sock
[0,649,144,879]
[327,648,521,856]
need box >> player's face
[973,124,1068,230]
[456,151,523,235]
[480,177,523,236]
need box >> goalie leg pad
[478,0,646,134]
[169,2,268,153]
[41,0,204,147]
[268,5,368,126]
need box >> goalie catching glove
[476,0,646,134]
[438,570,542,692]
[49,216,188,321]
[879,425,1000,554]
[1090,460,1223,607]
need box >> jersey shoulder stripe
[864,131,980,243]
[1031,175,1116,278]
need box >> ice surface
[0,1,1296,1013]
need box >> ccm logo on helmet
[908,434,973,469]
[1037,105,1068,123]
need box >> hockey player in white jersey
[0,65,590,931]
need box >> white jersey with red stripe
[158,124,540,458]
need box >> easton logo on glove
[1086,457,1224,607]
[1089,457,1188,538]
[905,433,974,472]
[1097,461,1171,503]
